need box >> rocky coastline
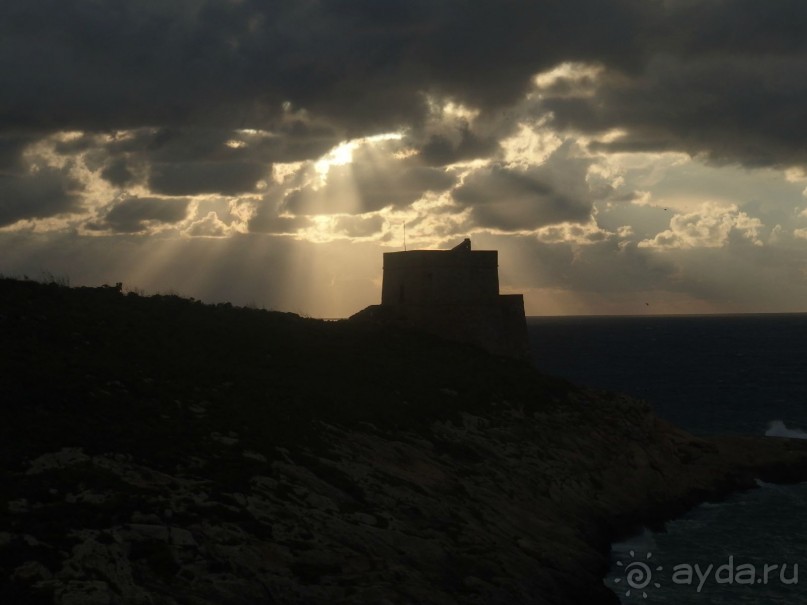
[2,278,807,604]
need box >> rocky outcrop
[5,391,807,604]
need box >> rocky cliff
[2,278,807,604]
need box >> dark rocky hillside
[2,277,807,604]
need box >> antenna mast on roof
[403,222,407,251]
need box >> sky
[3,0,807,317]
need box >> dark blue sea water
[527,315,807,604]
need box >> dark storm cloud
[85,126,337,195]
[0,135,36,170]
[0,0,647,136]
[2,0,807,178]
[0,167,82,227]
[540,1,807,168]
[248,212,312,235]
[104,126,337,166]
[92,197,190,233]
[101,158,135,187]
[250,121,341,164]
[149,160,267,196]
[98,128,274,192]
[549,54,807,167]
[418,126,500,167]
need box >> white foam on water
[765,420,807,440]
[610,527,658,556]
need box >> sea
[527,315,807,604]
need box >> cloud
[639,203,763,249]
[584,56,807,165]
[0,1,648,136]
[0,134,36,170]
[283,148,456,216]
[52,126,337,196]
[108,125,338,169]
[2,0,807,177]
[149,160,268,196]
[91,196,190,233]
[546,35,807,168]
[333,214,385,238]
[100,158,136,187]
[535,221,612,245]
[249,214,313,235]
[185,211,232,238]
[453,143,595,231]
[87,128,274,195]
[0,166,83,227]
[5,1,807,212]
[418,126,500,167]
[479,232,677,294]
[248,187,314,234]
[480,228,807,313]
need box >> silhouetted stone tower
[352,238,531,360]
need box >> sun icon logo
[613,550,663,599]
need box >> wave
[765,420,807,440]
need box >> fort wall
[381,249,499,305]
[353,239,531,360]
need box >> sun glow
[315,141,356,175]
[313,133,403,176]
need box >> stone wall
[381,249,499,306]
